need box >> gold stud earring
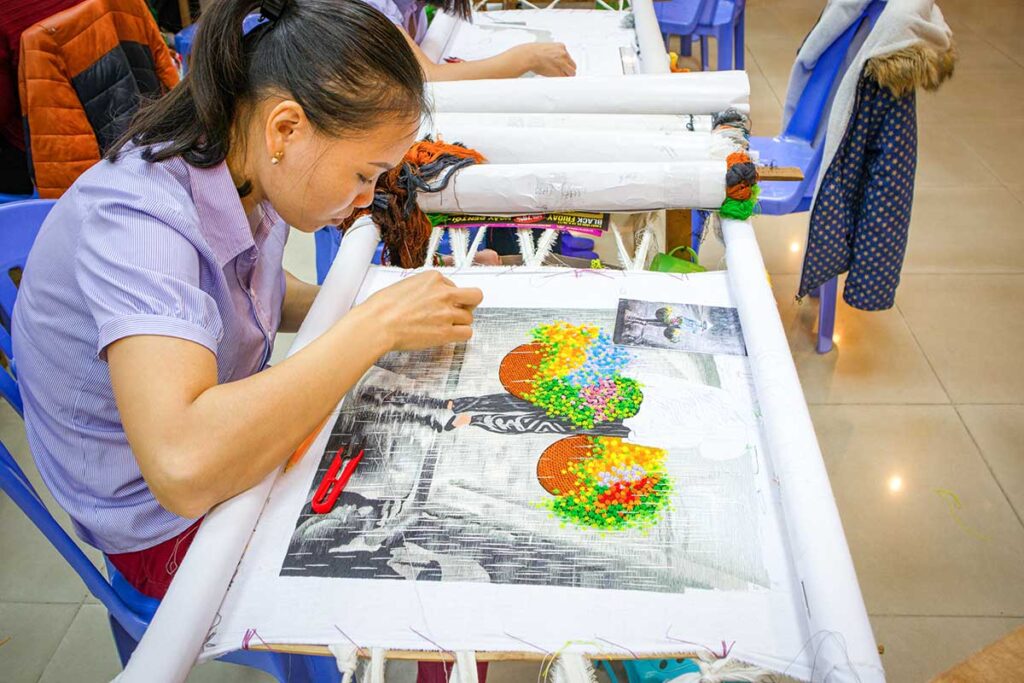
[271,151,283,165]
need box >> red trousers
[106,521,487,682]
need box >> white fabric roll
[426,124,714,163]
[115,218,383,683]
[417,161,725,213]
[427,72,750,115]
[721,219,884,682]
[427,111,713,133]
[633,0,671,74]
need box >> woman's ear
[264,99,308,159]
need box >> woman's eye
[357,174,371,184]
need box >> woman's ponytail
[107,0,427,172]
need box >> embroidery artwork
[613,299,747,356]
[281,308,766,593]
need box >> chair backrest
[18,0,179,198]
[0,199,55,330]
[655,0,713,32]
[782,0,886,145]
[1,327,22,415]
[0,198,55,362]
[0,440,150,640]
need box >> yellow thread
[539,639,602,681]
[935,489,989,541]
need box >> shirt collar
[188,161,280,267]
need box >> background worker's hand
[359,271,483,352]
[516,43,577,77]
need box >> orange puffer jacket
[17,0,179,198]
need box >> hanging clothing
[17,0,179,198]
[798,70,917,310]
[784,0,957,309]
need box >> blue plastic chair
[656,0,745,71]
[0,199,54,346]
[692,0,746,71]
[0,438,336,680]
[655,0,712,59]
[0,190,37,205]
[0,200,338,681]
[711,1,884,354]
[175,15,264,73]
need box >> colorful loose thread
[521,322,642,429]
[339,138,486,267]
[542,436,671,532]
[713,109,760,222]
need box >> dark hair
[425,0,471,21]
[107,0,428,172]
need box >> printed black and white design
[280,308,766,593]
[613,299,747,356]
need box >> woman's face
[251,99,420,232]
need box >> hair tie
[260,0,288,23]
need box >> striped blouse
[12,147,288,553]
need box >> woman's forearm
[424,48,533,81]
[112,304,391,518]
[403,28,532,81]
[111,271,479,519]
[280,270,319,333]
[179,305,389,513]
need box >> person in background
[364,0,577,80]
[0,0,82,194]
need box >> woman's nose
[353,185,375,209]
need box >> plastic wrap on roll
[423,124,715,163]
[417,161,726,213]
[721,219,885,683]
[116,218,383,683]
[633,0,671,74]
[427,112,713,133]
[427,72,750,115]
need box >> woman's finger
[450,306,474,327]
[449,286,484,308]
[448,325,474,343]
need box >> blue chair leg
[700,35,710,70]
[691,209,704,253]
[716,25,733,71]
[816,277,838,354]
[680,36,692,57]
[108,615,139,667]
[734,8,746,69]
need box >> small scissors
[310,445,365,514]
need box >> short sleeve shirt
[12,147,288,553]
[360,0,428,43]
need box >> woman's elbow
[145,451,217,519]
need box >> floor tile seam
[33,602,84,683]
[952,404,1024,531]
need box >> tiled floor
[2,1,1023,681]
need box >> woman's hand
[515,43,577,77]
[358,271,483,352]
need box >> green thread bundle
[721,184,761,220]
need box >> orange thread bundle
[340,138,486,268]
